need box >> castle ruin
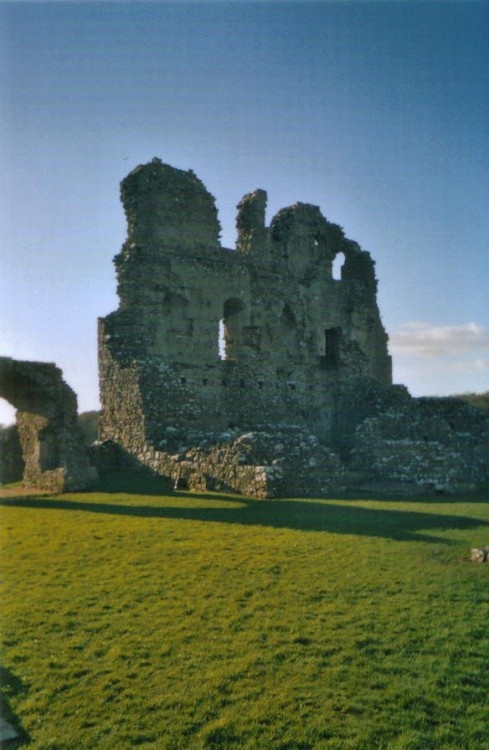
[98,159,489,496]
[2,159,486,496]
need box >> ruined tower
[97,159,397,494]
[97,159,489,496]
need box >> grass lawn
[1,473,488,749]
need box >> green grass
[1,473,489,749]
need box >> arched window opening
[0,399,16,427]
[332,252,345,281]
[219,298,246,361]
[0,400,23,484]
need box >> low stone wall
[350,398,489,491]
[93,426,346,498]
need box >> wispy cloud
[390,322,489,358]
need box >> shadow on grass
[97,470,174,496]
[1,489,487,544]
[0,666,30,747]
[347,482,489,505]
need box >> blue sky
[1,1,488,424]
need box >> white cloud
[389,322,489,358]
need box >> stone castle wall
[351,397,489,491]
[99,160,391,456]
[98,159,488,496]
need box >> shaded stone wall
[0,357,97,492]
[351,398,489,491]
[111,426,346,498]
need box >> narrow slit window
[218,319,226,359]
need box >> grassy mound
[1,474,488,749]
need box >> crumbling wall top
[0,357,76,418]
[236,189,268,257]
[270,203,353,279]
[120,158,221,250]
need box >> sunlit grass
[1,474,489,749]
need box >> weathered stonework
[351,397,489,492]
[0,357,97,491]
[118,426,346,498]
[98,159,489,496]
[98,159,393,495]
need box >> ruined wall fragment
[236,189,269,259]
[0,357,97,492]
[120,157,221,250]
[351,397,489,491]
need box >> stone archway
[0,357,97,492]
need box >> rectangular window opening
[323,328,341,369]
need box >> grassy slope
[1,475,489,750]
